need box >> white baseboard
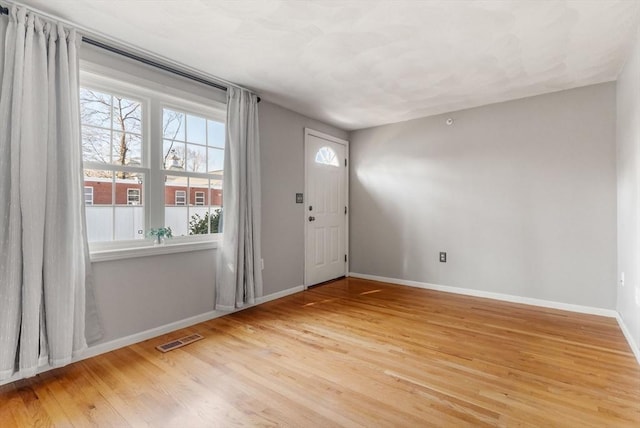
[256,285,304,304]
[615,313,640,365]
[85,285,304,362]
[81,310,224,361]
[350,272,640,365]
[348,272,618,318]
[0,284,305,387]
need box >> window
[80,67,226,247]
[315,146,340,167]
[127,188,141,205]
[163,107,224,236]
[195,191,205,206]
[175,190,186,206]
[81,87,145,242]
[84,186,94,205]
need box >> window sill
[90,239,219,263]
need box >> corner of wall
[615,19,640,367]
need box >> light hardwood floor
[1,278,639,427]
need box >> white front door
[304,129,348,287]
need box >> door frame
[303,128,350,289]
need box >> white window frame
[84,186,94,205]
[127,188,141,205]
[194,191,205,206]
[80,61,226,260]
[315,146,340,167]
[175,190,187,206]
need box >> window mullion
[80,71,225,245]
[148,98,163,229]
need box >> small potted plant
[147,227,173,245]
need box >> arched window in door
[315,146,340,167]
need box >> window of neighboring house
[80,68,226,247]
[127,188,141,205]
[175,190,186,206]
[84,186,94,205]
[194,191,205,206]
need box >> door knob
[308,216,315,221]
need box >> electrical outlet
[439,252,447,263]
[621,272,625,287]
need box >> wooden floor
[1,278,639,427]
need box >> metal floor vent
[156,333,204,353]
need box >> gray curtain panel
[0,5,100,381]
[216,87,263,310]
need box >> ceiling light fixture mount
[446,118,454,126]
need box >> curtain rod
[83,37,228,92]
[0,4,261,101]
[84,38,260,102]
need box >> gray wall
[90,101,347,345]
[259,101,348,295]
[91,251,216,344]
[617,29,640,348]
[349,83,618,309]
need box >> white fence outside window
[85,206,220,242]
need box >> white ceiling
[16,0,640,130]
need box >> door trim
[304,128,349,289]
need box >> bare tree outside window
[80,88,142,178]
[162,110,216,172]
[79,80,225,243]
[162,109,185,169]
[186,146,207,172]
